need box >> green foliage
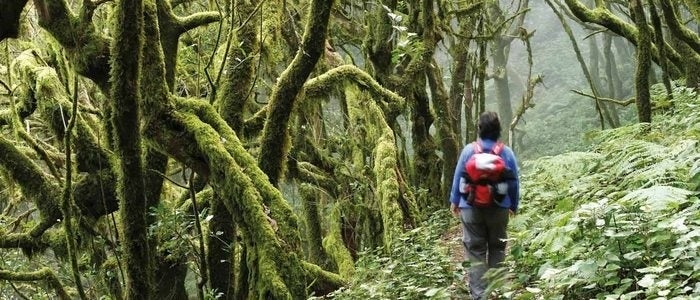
[494,85,700,299]
[316,210,468,299]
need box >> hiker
[449,111,520,300]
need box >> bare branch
[548,0,605,129]
[571,89,636,106]
[0,79,10,93]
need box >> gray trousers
[460,207,509,300]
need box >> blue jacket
[449,138,520,212]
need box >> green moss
[344,83,420,251]
[684,0,700,20]
[110,0,153,297]
[260,0,286,64]
[322,205,355,279]
[301,261,346,295]
[631,0,652,123]
[177,97,303,249]
[299,183,332,270]
[303,64,405,110]
[214,0,259,131]
[177,110,306,298]
[0,136,62,225]
[43,229,68,258]
[563,0,683,72]
[257,0,334,186]
[0,267,70,299]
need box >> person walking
[449,111,520,299]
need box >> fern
[498,86,700,299]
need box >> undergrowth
[314,210,469,299]
[326,84,700,300]
[498,85,700,299]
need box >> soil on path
[441,223,470,299]
[442,223,466,265]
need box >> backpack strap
[472,141,483,154]
[491,142,504,155]
[474,140,504,155]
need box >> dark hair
[478,111,501,140]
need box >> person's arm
[504,147,520,213]
[450,146,472,214]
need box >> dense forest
[0,0,698,299]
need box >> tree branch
[301,261,345,296]
[509,26,542,148]
[0,232,49,251]
[0,0,29,42]
[563,0,686,73]
[303,65,404,106]
[548,0,605,129]
[0,268,70,299]
[170,0,194,8]
[571,89,635,106]
[258,0,334,186]
[33,0,111,91]
[295,161,337,195]
[0,137,62,226]
[658,0,700,55]
[177,12,221,35]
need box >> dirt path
[441,223,471,298]
[442,224,466,265]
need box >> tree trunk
[110,0,153,298]
[658,0,700,88]
[427,61,460,203]
[299,184,332,269]
[0,0,28,41]
[449,43,468,144]
[648,0,673,99]
[492,38,513,137]
[603,34,621,127]
[258,0,334,187]
[589,36,617,128]
[208,0,262,295]
[564,0,685,77]
[207,193,236,297]
[631,0,652,123]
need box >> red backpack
[459,141,509,207]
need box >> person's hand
[450,203,460,216]
[509,209,515,218]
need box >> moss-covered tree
[0,0,573,298]
[110,0,153,297]
[630,0,652,123]
[564,0,700,89]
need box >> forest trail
[442,222,469,297]
[443,223,465,265]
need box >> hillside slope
[320,85,699,299]
[503,85,700,299]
